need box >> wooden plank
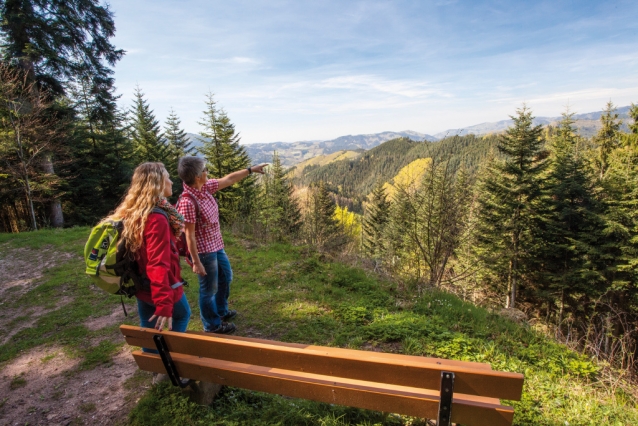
[120,326,523,400]
[185,330,493,370]
[133,351,514,426]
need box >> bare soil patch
[0,345,144,426]
[0,245,148,426]
[0,246,75,300]
[0,296,73,345]
[85,305,138,332]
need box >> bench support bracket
[153,334,191,388]
[437,371,455,426]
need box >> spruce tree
[303,181,342,249]
[363,182,391,258]
[535,112,601,323]
[257,152,301,239]
[130,86,168,163]
[271,151,302,235]
[0,0,124,228]
[594,103,638,334]
[593,101,622,180]
[164,108,194,194]
[62,77,134,225]
[628,103,638,135]
[197,93,253,222]
[474,106,547,308]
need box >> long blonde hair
[106,162,168,253]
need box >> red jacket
[135,212,184,317]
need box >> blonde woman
[108,162,191,336]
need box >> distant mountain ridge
[432,106,632,139]
[186,131,436,167]
[186,105,632,167]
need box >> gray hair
[178,156,206,185]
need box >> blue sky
[109,0,638,143]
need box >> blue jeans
[137,293,191,353]
[198,249,233,331]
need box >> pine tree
[164,108,194,194]
[593,101,622,180]
[363,182,391,257]
[59,75,134,225]
[303,181,343,249]
[130,86,168,163]
[534,111,602,323]
[628,104,638,134]
[271,151,302,235]
[0,0,124,228]
[197,92,253,222]
[258,152,302,239]
[595,103,638,332]
[474,106,547,308]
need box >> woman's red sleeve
[143,214,174,318]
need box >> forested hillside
[299,104,638,392]
[297,134,500,211]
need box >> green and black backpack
[84,208,168,314]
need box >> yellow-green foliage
[333,205,362,240]
[383,157,432,198]
[292,150,362,178]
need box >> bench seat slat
[120,326,523,400]
[185,330,493,370]
[133,351,515,426]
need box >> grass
[2,228,636,425]
[131,234,638,426]
[0,226,138,368]
[9,375,26,390]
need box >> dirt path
[0,245,149,426]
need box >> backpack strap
[151,206,170,221]
[178,193,200,223]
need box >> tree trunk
[24,169,38,231]
[510,256,517,309]
[41,154,64,228]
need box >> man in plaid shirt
[177,156,266,334]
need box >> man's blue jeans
[137,293,191,353]
[198,249,233,331]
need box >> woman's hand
[149,315,173,332]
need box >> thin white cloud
[489,86,638,105]
[195,56,260,64]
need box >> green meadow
[0,228,635,425]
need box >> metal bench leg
[153,334,191,388]
[437,371,455,426]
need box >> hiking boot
[209,322,236,334]
[222,309,237,321]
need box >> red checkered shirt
[177,179,225,254]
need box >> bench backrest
[120,325,524,426]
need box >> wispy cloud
[195,57,260,65]
[108,0,638,143]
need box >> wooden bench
[120,325,524,426]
